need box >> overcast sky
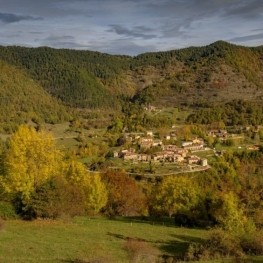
[0,0,263,55]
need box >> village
[113,129,213,169]
[112,126,261,173]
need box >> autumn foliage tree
[0,125,108,218]
[102,170,147,216]
[151,175,200,218]
[65,158,108,214]
[1,125,62,205]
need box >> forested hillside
[133,41,263,107]
[0,61,70,132]
[0,41,263,127]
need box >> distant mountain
[0,41,262,127]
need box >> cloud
[0,12,42,23]
[221,0,263,19]
[108,24,157,39]
[0,0,262,55]
[229,33,263,43]
[37,35,90,49]
[92,38,158,56]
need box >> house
[113,151,119,158]
[139,138,153,149]
[123,152,138,161]
[201,159,208,166]
[208,129,228,138]
[165,135,171,140]
[187,155,200,164]
[182,138,204,151]
[138,154,151,162]
[146,131,153,137]
[152,139,163,147]
[182,141,193,147]
[162,144,178,152]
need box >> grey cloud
[229,33,263,43]
[43,35,75,42]
[108,24,157,39]
[38,35,90,49]
[97,38,158,56]
[0,12,42,23]
[222,0,263,19]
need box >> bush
[240,230,263,255]
[185,228,244,261]
[0,201,18,219]
[124,238,159,263]
[24,176,86,219]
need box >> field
[0,217,204,263]
[0,217,262,263]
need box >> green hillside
[0,41,262,117]
[133,41,263,107]
[0,60,70,132]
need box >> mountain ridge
[0,40,262,129]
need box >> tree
[84,173,108,214]
[213,192,255,236]
[1,125,62,204]
[65,159,108,214]
[151,175,200,217]
[102,170,147,216]
[27,175,86,219]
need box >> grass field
[0,217,206,263]
[0,217,262,263]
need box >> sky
[0,0,263,55]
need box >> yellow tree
[152,175,200,217]
[2,125,62,202]
[65,159,108,214]
[214,192,255,236]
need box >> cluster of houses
[207,129,228,141]
[113,131,208,167]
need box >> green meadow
[0,217,205,263]
[0,217,262,263]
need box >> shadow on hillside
[107,232,147,242]
[61,258,109,263]
[158,233,204,256]
[107,231,205,259]
[108,215,177,227]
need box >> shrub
[240,230,263,255]
[124,238,159,263]
[185,228,244,261]
[0,201,17,219]
[26,176,86,219]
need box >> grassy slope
[0,217,207,263]
[1,217,262,263]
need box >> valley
[0,41,263,262]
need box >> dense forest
[0,41,263,113]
